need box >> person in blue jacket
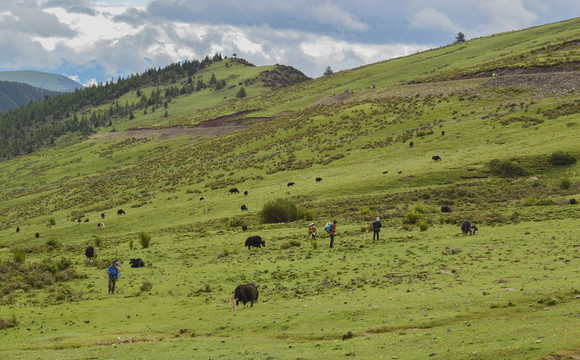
[107,261,120,294]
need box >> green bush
[13,248,25,263]
[229,217,244,227]
[413,205,427,214]
[0,314,18,329]
[46,238,61,249]
[404,211,422,225]
[94,236,102,247]
[259,198,313,224]
[523,197,537,206]
[139,231,152,248]
[140,281,153,292]
[550,151,577,166]
[48,218,56,226]
[488,159,526,177]
[559,178,572,190]
[418,220,429,231]
[129,239,134,250]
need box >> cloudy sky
[0,0,578,86]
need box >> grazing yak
[229,188,239,194]
[461,220,478,235]
[97,222,105,229]
[244,190,249,196]
[85,246,97,260]
[241,204,248,211]
[233,283,259,310]
[117,209,125,215]
[199,196,205,201]
[287,182,295,187]
[101,212,105,219]
[382,170,389,174]
[245,235,265,250]
[16,226,20,233]
[77,218,82,223]
[409,141,414,147]
[129,258,145,268]
[441,130,446,135]
[242,225,248,231]
[35,232,40,238]
[432,155,442,161]
[570,198,577,205]
[84,218,89,223]
[315,177,323,182]
[441,205,452,213]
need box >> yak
[461,220,478,235]
[129,258,145,268]
[229,188,240,194]
[245,235,265,250]
[233,283,259,309]
[85,246,97,260]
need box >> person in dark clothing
[107,261,120,294]
[372,217,382,242]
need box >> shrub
[559,178,572,190]
[311,239,318,249]
[550,151,577,166]
[13,248,25,263]
[94,236,102,247]
[413,205,427,214]
[289,240,301,247]
[48,218,56,226]
[140,281,153,292]
[536,198,557,206]
[523,197,537,206]
[260,198,313,224]
[139,232,152,248]
[280,242,291,249]
[418,220,429,231]
[229,217,244,227]
[0,314,18,329]
[129,239,134,250]
[46,238,61,249]
[404,211,422,225]
[488,159,526,177]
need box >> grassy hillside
[0,19,579,360]
[0,70,82,92]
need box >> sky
[0,0,578,87]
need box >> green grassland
[0,18,579,359]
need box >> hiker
[372,217,382,242]
[326,220,337,248]
[308,223,317,240]
[107,261,120,294]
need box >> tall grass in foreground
[259,198,313,223]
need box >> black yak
[35,232,40,238]
[441,205,452,213]
[287,182,295,187]
[315,177,323,182]
[245,235,265,250]
[16,226,20,233]
[241,204,248,211]
[117,209,125,215]
[85,246,96,260]
[242,225,248,231]
[244,190,249,196]
[233,283,259,309]
[432,155,442,161]
[461,220,478,235]
[409,141,414,147]
[229,188,239,194]
[101,212,105,219]
[129,258,145,268]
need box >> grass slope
[0,19,579,360]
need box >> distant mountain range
[0,71,83,92]
[0,70,83,113]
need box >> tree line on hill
[0,54,227,160]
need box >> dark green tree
[236,86,247,99]
[323,66,333,76]
[454,32,466,43]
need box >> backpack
[325,223,332,233]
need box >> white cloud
[408,7,459,33]
[308,1,369,32]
